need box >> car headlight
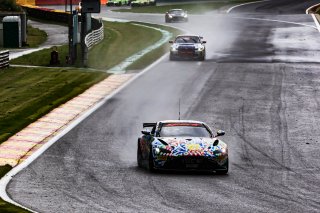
[198,45,204,51]
[154,148,160,155]
[154,147,171,155]
[168,15,172,18]
[171,46,178,51]
[183,14,188,18]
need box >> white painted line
[234,16,317,29]
[0,52,169,213]
[226,0,270,14]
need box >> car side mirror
[215,130,225,137]
[202,41,207,44]
[169,40,173,43]
[213,139,219,146]
[141,129,151,135]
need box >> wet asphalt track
[7,0,320,212]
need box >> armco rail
[0,50,9,69]
[85,21,104,49]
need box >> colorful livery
[137,120,228,174]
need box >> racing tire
[216,159,228,175]
[137,141,143,168]
[169,53,175,61]
[148,146,156,172]
[199,52,205,61]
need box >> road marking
[226,0,270,14]
[234,16,317,29]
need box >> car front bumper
[170,50,205,59]
[153,155,228,171]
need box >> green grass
[11,44,73,67]
[12,21,164,70]
[26,25,47,48]
[88,21,162,69]
[127,22,182,70]
[0,165,30,212]
[114,0,258,14]
[0,67,107,143]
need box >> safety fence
[85,20,104,49]
[0,50,9,69]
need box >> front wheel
[169,53,175,61]
[148,147,156,172]
[137,141,143,168]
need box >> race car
[169,35,206,61]
[137,120,228,174]
[165,9,188,23]
[131,0,156,7]
[106,0,129,6]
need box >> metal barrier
[0,50,9,69]
[85,21,104,49]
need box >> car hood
[152,137,227,157]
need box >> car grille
[178,46,195,55]
[172,16,185,21]
[163,156,218,170]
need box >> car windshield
[169,10,184,15]
[159,123,212,137]
[175,36,200,44]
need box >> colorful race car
[169,35,206,61]
[165,9,188,23]
[137,120,228,174]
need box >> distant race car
[106,0,129,6]
[165,9,188,23]
[169,35,206,61]
[137,120,228,174]
[131,0,156,7]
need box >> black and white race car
[169,35,206,61]
[165,9,188,23]
[137,120,228,174]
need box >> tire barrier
[0,50,9,69]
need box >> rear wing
[143,123,156,128]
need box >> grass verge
[11,21,164,70]
[88,21,163,69]
[12,20,182,71]
[0,67,107,143]
[26,24,47,48]
[126,22,182,70]
[114,0,259,14]
[0,164,30,212]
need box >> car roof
[169,9,183,11]
[159,120,205,124]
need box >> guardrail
[85,21,104,49]
[0,50,9,69]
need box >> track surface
[8,1,320,212]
